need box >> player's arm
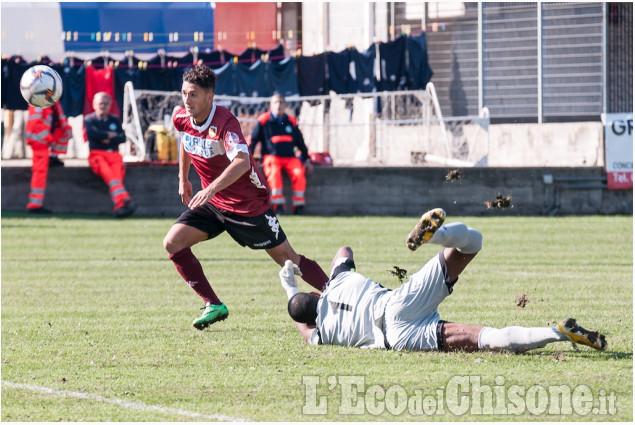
[280,260,316,344]
[187,151,251,209]
[295,322,316,344]
[178,140,193,206]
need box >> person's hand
[179,180,193,206]
[188,187,215,209]
[304,160,314,176]
[280,259,302,299]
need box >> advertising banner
[602,113,633,190]
[59,3,214,54]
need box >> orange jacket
[25,102,72,155]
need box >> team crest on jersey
[109,123,117,131]
[208,126,218,139]
[285,125,292,133]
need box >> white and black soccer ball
[19,65,63,108]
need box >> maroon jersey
[173,104,270,216]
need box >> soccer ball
[19,65,63,108]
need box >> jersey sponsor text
[182,133,225,158]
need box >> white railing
[120,82,489,166]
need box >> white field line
[1,381,249,422]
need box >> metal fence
[607,2,633,114]
[394,2,633,122]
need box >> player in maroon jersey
[163,64,329,329]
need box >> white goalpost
[121,81,489,166]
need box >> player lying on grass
[280,208,607,353]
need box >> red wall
[214,3,278,54]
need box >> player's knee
[162,235,172,252]
[457,228,482,254]
[335,246,353,259]
[163,234,181,254]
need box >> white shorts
[384,251,455,351]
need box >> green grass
[1,211,632,421]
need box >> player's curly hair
[288,293,319,326]
[183,64,216,91]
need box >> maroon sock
[169,247,221,305]
[298,255,329,292]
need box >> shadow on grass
[523,349,632,361]
[1,209,168,221]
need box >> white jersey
[310,271,391,349]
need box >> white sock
[429,222,483,254]
[478,326,568,353]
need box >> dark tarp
[296,53,327,96]
[379,37,408,91]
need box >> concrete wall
[3,111,605,168]
[488,122,605,167]
[2,163,631,217]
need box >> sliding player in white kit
[280,208,607,353]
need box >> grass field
[1,211,632,421]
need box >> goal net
[122,82,489,166]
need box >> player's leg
[220,207,329,292]
[442,319,606,353]
[163,207,227,329]
[266,240,328,292]
[386,210,483,350]
[443,322,565,353]
[396,208,483,311]
[329,246,355,278]
[163,223,208,254]
[439,323,482,352]
[262,155,285,213]
[407,208,482,282]
[442,249,478,283]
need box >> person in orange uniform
[25,101,72,213]
[250,93,313,215]
[84,92,136,217]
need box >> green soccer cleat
[192,302,229,330]
[557,318,607,351]
[406,208,446,251]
